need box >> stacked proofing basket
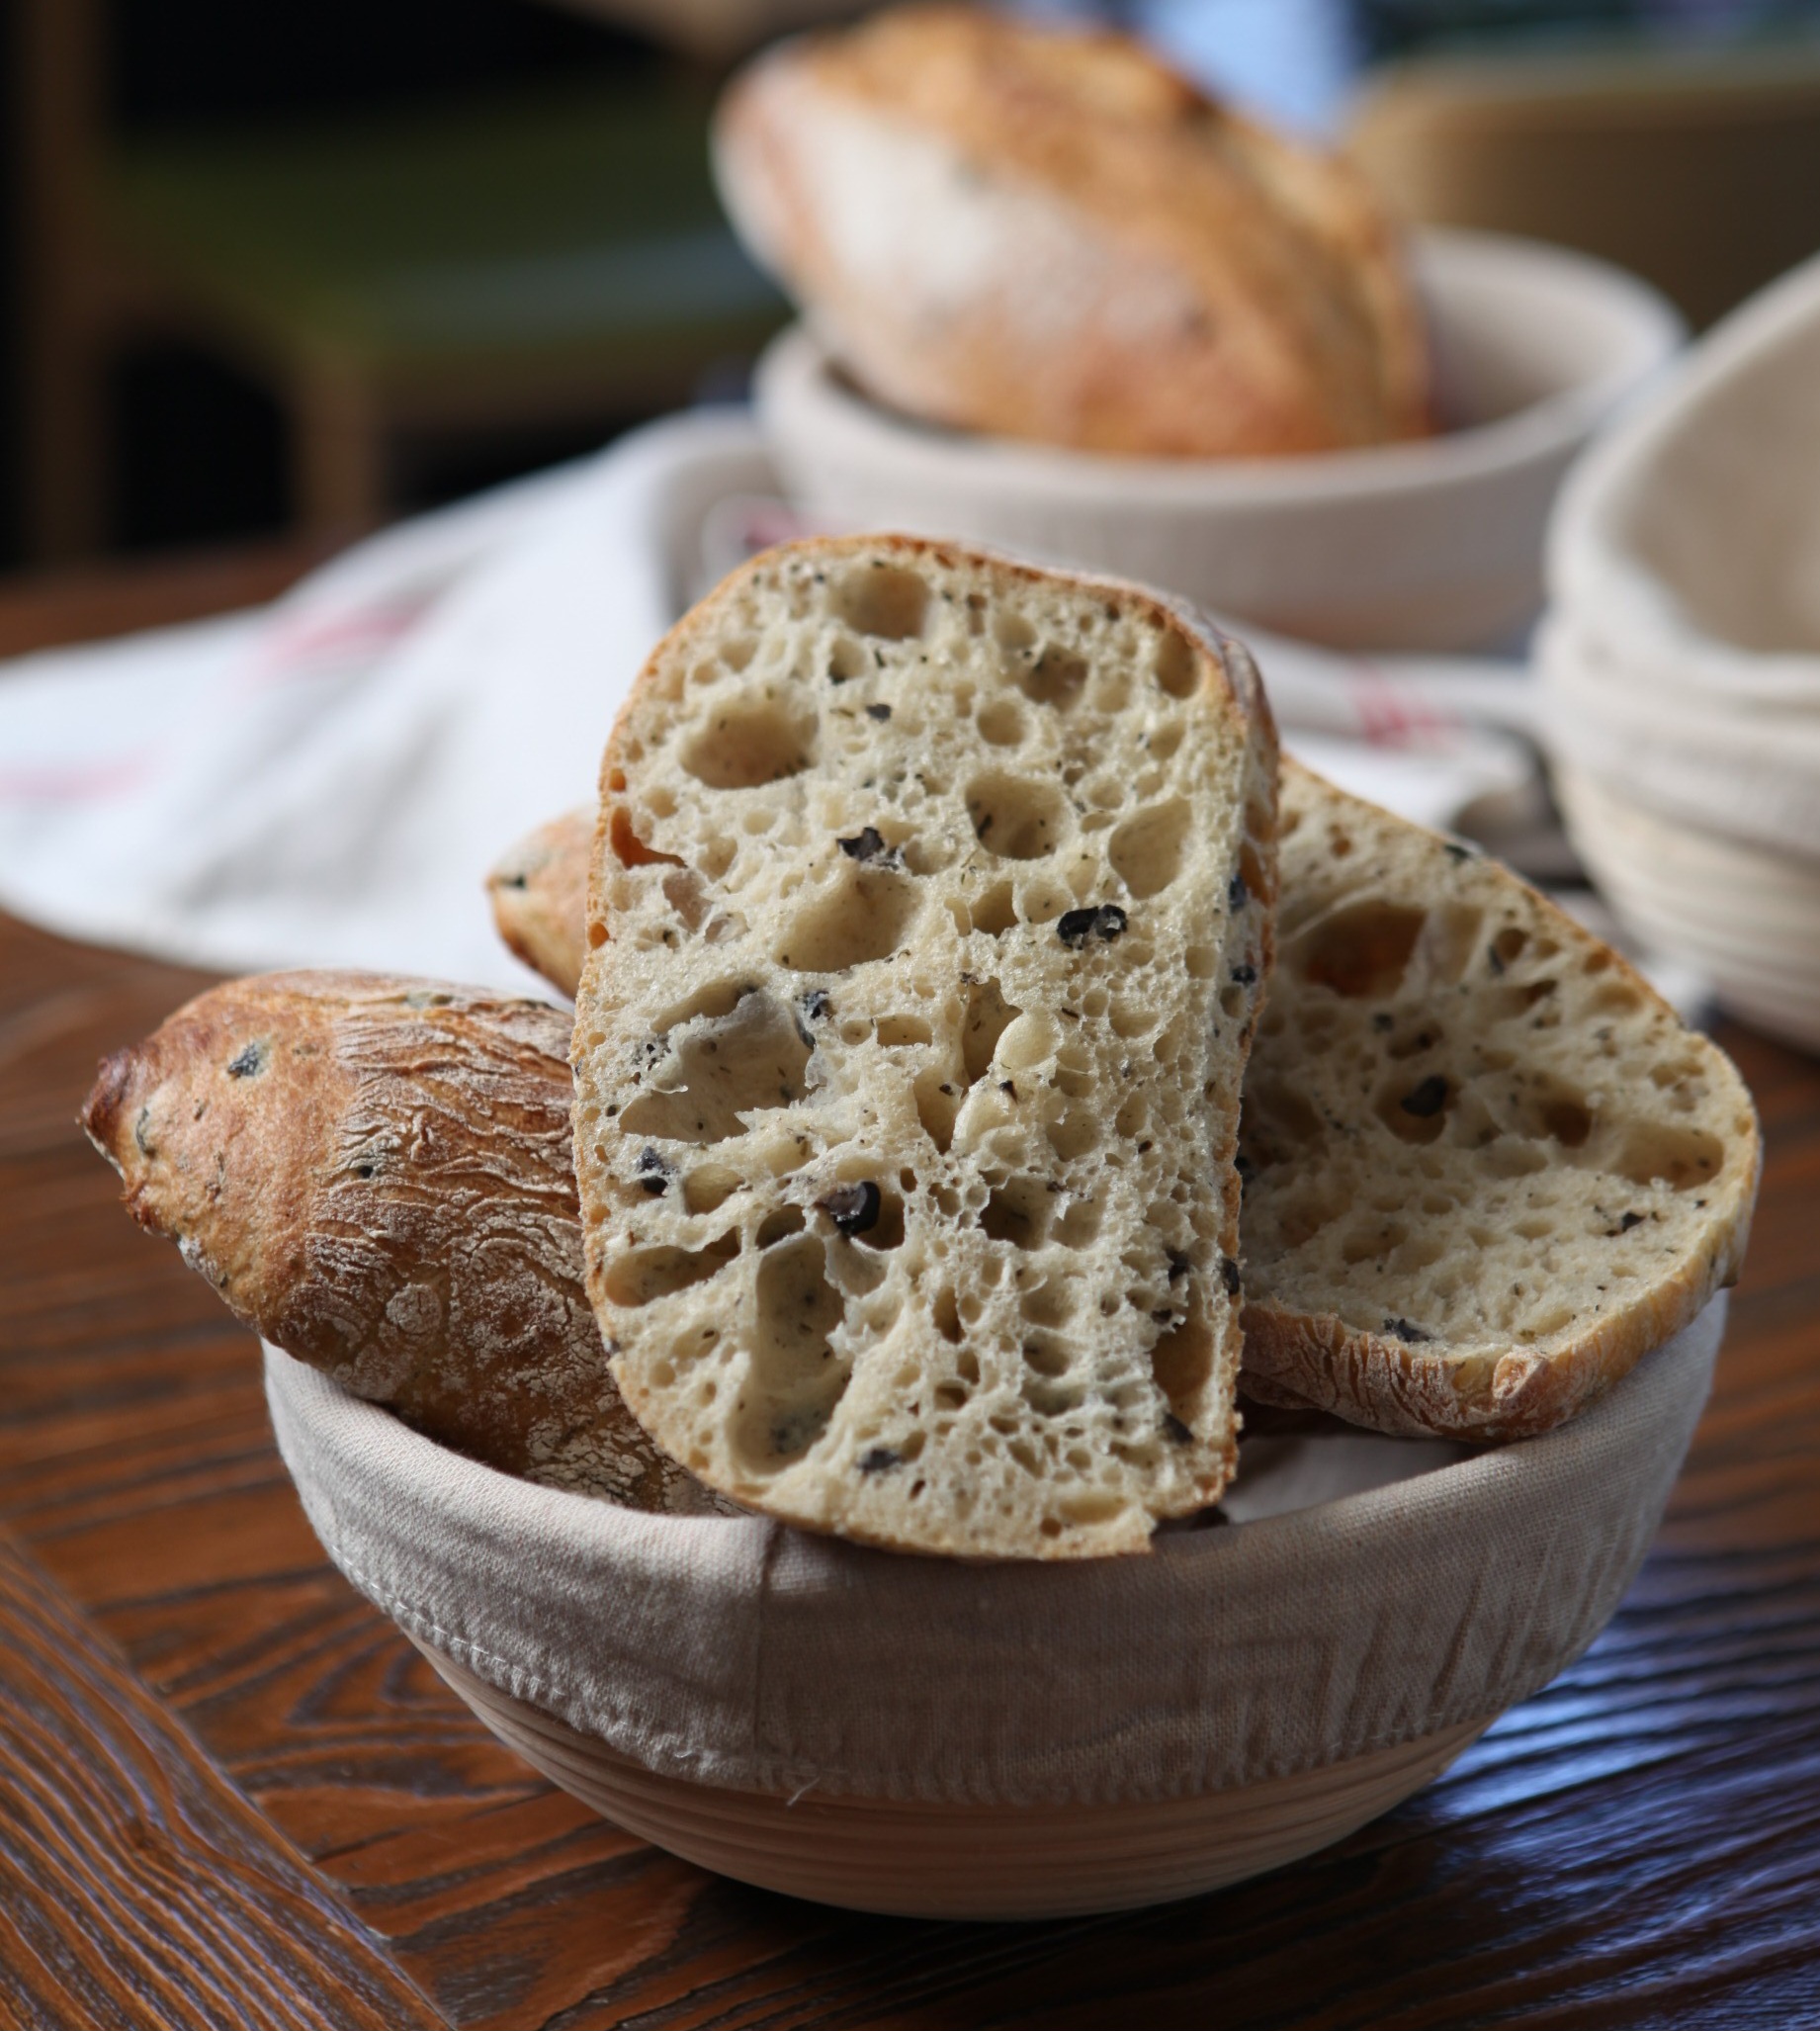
[1539,251,1820,1053]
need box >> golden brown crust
[1238,1233,1748,1442]
[717,5,1430,458]
[487,809,591,1000]
[81,972,725,1510]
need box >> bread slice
[498,759,1761,1448]
[1238,759,1761,1440]
[716,5,1429,457]
[81,973,728,1511]
[570,535,1277,1558]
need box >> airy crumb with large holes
[571,536,1277,1558]
[1239,760,1762,1440]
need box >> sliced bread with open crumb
[493,765,1759,1448]
[570,535,1277,1558]
[1238,759,1760,1440]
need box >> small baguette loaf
[571,535,1277,1558]
[81,973,726,1511]
[716,5,1429,458]
[1239,760,1761,1439]
[496,762,1761,1445]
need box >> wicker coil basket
[266,1301,1722,1920]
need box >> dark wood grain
[0,1527,447,2031]
[0,540,326,662]
[2,735,1818,2022]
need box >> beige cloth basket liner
[266,1300,1721,1810]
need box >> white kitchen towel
[0,407,1535,987]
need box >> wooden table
[3,554,1819,2028]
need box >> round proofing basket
[756,229,1684,655]
[1547,244,1820,703]
[266,1301,1723,1921]
[1541,249,1820,883]
[1537,614,1820,863]
[1555,764,1820,1053]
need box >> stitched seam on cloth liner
[747,1520,789,1777]
[320,1544,723,1773]
[338,1553,557,1708]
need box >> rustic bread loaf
[715,4,1429,458]
[81,973,727,1511]
[571,534,1277,1558]
[1239,760,1761,1440]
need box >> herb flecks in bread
[1239,761,1761,1440]
[81,973,728,1512]
[571,536,1277,1558]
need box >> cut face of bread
[493,765,1760,1451]
[571,536,1277,1558]
[1240,760,1761,1440]
[81,973,728,1512]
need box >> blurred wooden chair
[1349,42,1820,329]
[16,0,787,558]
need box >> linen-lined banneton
[265,1301,1720,1810]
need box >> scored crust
[716,4,1430,457]
[570,535,1277,1558]
[1238,760,1762,1441]
[81,972,727,1510]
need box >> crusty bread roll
[81,973,728,1512]
[571,534,1277,1558]
[496,759,1760,1445]
[1239,761,1760,1439]
[716,4,1430,458]
[487,809,590,997]
[490,806,593,996]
